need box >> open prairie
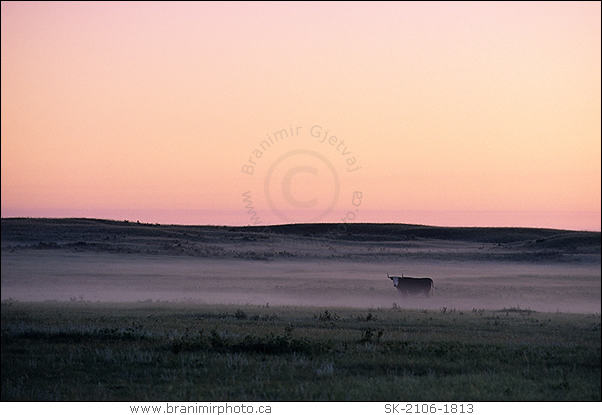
[1,218,600,401]
[1,219,600,313]
[2,302,600,401]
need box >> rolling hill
[1,218,600,263]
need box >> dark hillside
[1,218,600,262]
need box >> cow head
[387,273,400,287]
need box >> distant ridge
[248,222,600,245]
[1,218,601,250]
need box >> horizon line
[2,216,600,233]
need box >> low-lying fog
[1,251,600,313]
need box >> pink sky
[1,2,600,231]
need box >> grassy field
[1,301,600,401]
[2,218,600,263]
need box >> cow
[388,273,434,298]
